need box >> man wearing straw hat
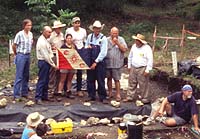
[49,20,66,96]
[85,20,108,103]
[65,17,87,97]
[123,34,153,103]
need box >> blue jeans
[35,60,50,101]
[87,61,107,100]
[76,70,82,91]
[76,48,86,91]
[13,53,30,98]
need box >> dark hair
[65,33,73,39]
[36,123,48,136]
[22,19,32,28]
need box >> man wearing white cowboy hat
[65,17,87,97]
[49,20,66,96]
[85,20,108,103]
[123,34,153,103]
[21,112,44,139]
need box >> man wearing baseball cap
[145,84,200,132]
[65,17,87,97]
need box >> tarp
[0,103,151,133]
[178,60,200,79]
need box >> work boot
[77,91,84,97]
[35,99,43,105]
[65,91,75,99]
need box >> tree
[25,0,76,34]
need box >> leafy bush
[194,4,200,20]
[0,45,8,59]
[25,0,77,34]
[0,5,26,37]
[57,0,127,17]
[128,22,154,35]
[142,0,178,8]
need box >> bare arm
[193,114,200,131]
[113,38,127,53]
[12,43,17,55]
[158,97,169,116]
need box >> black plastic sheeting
[0,103,151,133]
[178,60,200,78]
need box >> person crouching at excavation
[21,112,44,139]
[57,34,76,99]
[145,84,200,133]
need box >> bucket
[127,122,143,139]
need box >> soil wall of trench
[150,70,200,100]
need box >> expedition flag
[56,48,89,70]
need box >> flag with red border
[56,48,89,70]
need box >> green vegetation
[25,0,77,34]
[1,0,200,88]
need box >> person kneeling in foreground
[146,84,200,132]
[21,112,44,139]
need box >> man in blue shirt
[12,19,33,101]
[146,84,200,132]
[85,20,108,103]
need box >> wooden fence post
[9,39,14,67]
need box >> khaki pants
[48,55,60,93]
[127,66,150,100]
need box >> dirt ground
[1,69,198,139]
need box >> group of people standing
[13,18,200,134]
[12,17,153,105]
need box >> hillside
[1,0,200,88]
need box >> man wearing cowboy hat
[85,20,108,103]
[65,17,87,97]
[49,20,66,96]
[21,112,44,139]
[123,34,153,103]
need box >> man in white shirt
[49,20,66,95]
[65,17,87,97]
[35,26,57,104]
[123,34,153,103]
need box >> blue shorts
[168,107,187,126]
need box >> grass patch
[0,45,8,59]
[0,47,38,88]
